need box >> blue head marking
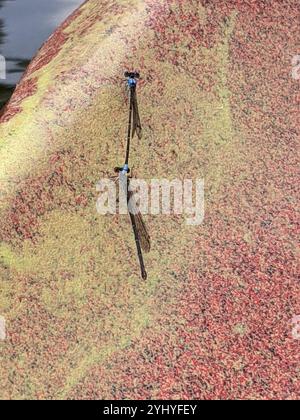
[128,78,137,88]
[121,164,129,174]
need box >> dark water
[0,0,83,108]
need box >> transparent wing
[119,173,150,253]
[128,189,151,253]
[129,207,151,253]
[131,89,142,140]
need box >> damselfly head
[125,72,140,89]
[124,71,140,79]
[114,165,130,175]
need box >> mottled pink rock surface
[0,0,299,400]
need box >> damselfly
[123,71,142,166]
[115,72,150,280]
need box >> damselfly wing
[119,173,150,253]
[131,88,142,140]
[118,172,150,279]
[127,181,151,253]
